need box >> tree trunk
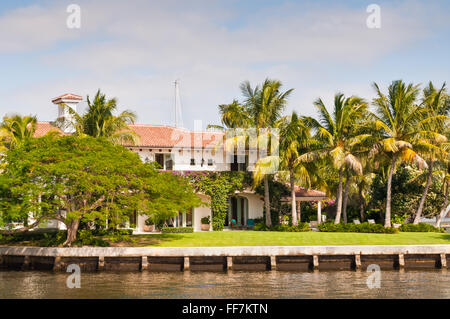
[385,154,398,227]
[334,166,344,224]
[290,171,297,226]
[264,175,272,227]
[436,182,449,227]
[342,170,350,223]
[413,160,433,224]
[358,185,365,222]
[63,218,81,247]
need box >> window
[155,153,164,168]
[230,155,248,172]
[207,159,213,166]
[190,158,195,166]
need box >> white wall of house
[193,194,212,232]
[238,192,264,220]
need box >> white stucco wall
[193,194,212,232]
[237,192,264,220]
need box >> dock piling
[141,256,148,271]
[184,257,190,271]
[440,253,447,269]
[53,257,62,271]
[398,253,405,269]
[313,255,319,270]
[98,256,105,271]
[270,256,277,270]
[354,254,362,270]
[226,257,233,271]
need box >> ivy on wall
[173,171,251,230]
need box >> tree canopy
[0,135,200,245]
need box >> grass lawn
[113,231,450,247]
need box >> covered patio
[281,186,328,224]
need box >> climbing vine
[173,171,251,230]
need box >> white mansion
[34,93,327,232]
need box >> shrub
[254,222,310,232]
[201,216,211,224]
[161,227,194,233]
[318,222,398,234]
[399,223,444,233]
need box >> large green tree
[0,135,200,245]
[277,111,315,225]
[242,79,293,227]
[412,82,449,224]
[370,80,427,227]
[300,93,367,224]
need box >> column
[297,201,301,223]
[184,257,190,271]
[182,212,187,228]
[317,201,322,224]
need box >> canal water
[0,270,449,298]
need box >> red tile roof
[51,93,83,104]
[33,122,223,148]
[127,125,223,148]
[283,184,327,199]
[34,122,65,137]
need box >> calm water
[1,270,449,299]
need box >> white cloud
[0,0,448,128]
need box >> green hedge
[254,222,310,232]
[318,222,398,234]
[161,227,194,233]
[0,229,110,247]
[399,223,444,233]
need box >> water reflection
[0,270,449,299]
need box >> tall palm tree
[207,100,252,131]
[412,82,449,224]
[370,80,428,227]
[244,79,294,227]
[277,112,314,225]
[0,114,37,149]
[55,90,138,144]
[299,93,367,224]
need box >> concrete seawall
[0,245,449,272]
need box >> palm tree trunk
[436,182,449,227]
[334,166,344,224]
[342,170,350,223]
[358,185,365,222]
[264,175,272,227]
[385,154,398,227]
[290,171,297,226]
[413,160,433,224]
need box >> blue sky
[0,0,449,129]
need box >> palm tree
[55,90,138,144]
[436,162,450,227]
[277,112,314,225]
[370,80,428,227]
[412,82,449,224]
[0,114,37,149]
[244,79,294,227]
[207,100,252,131]
[299,93,367,224]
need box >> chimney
[51,93,83,133]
